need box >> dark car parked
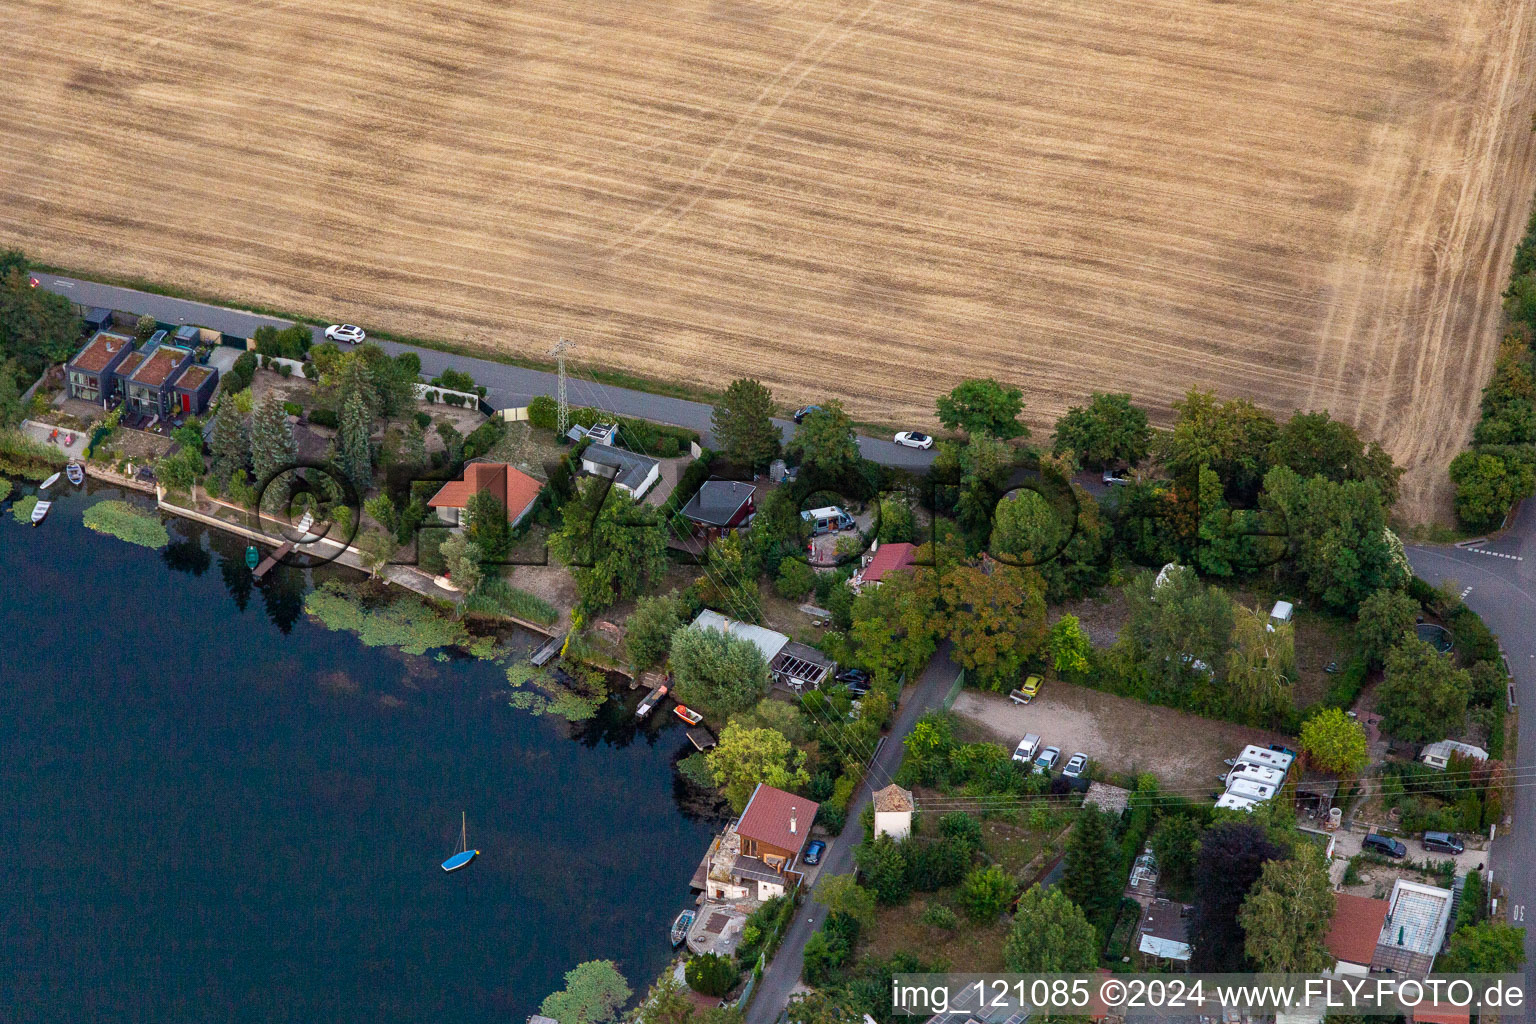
[1364,833,1407,858]
[1422,831,1464,855]
[803,840,826,866]
[835,668,871,695]
[793,405,824,424]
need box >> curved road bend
[746,647,962,1024]
[29,273,937,471]
[1405,497,1535,1008]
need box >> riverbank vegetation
[12,493,36,523]
[81,500,169,548]
[304,580,495,658]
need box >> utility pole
[549,337,574,437]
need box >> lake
[0,481,716,1024]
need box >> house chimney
[790,809,797,835]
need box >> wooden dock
[251,541,294,579]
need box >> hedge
[308,408,338,429]
[525,394,699,451]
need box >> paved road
[1404,497,1535,1002]
[30,273,937,470]
[746,646,961,1024]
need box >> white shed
[872,784,914,842]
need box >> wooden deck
[251,541,294,579]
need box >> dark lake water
[0,482,716,1024]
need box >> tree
[1239,845,1335,972]
[249,393,298,495]
[855,833,912,906]
[1003,885,1099,972]
[1355,586,1420,669]
[712,377,781,469]
[1225,605,1294,726]
[1061,805,1122,932]
[684,953,739,997]
[1269,410,1400,507]
[0,262,78,376]
[464,490,510,561]
[1261,466,1405,615]
[956,864,1018,922]
[1376,637,1471,743]
[0,359,22,428]
[814,873,877,929]
[1299,707,1368,775]
[335,387,373,498]
[1189,822,1283,971]
[638,974,695,1024]
[363,494,398,535]
[936,562,1047,688]
[1162,389,1278,499]
[435,420,465,465]
[355,529,395,578]
[774,558,815,599]
[549,478,668,610]
[1449,450,1534,531]
[1149,814,1202,893]
[440,532,483,593]
[848,570,939,685]
[135,313,158,342]
[875,494,915,543]
[624,592,685,669]
[1047,615,1093,676]
[1436,921,1527,973]
[1052,392,1151,469]
[669,625,772,718]
[936,378,1027,439]
[539,960,632,1024]
[209,401,251,482]
[355,344,418,417]
[1118,565,1235,704]
[401,421,428,470]
[706,722,809,811]
[785,401,861,481]
[695,532,762,623]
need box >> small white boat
[31,500,52,525]
[442,811,478,873]
[66,463,84,486]
[39,471,60,490]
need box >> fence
[500,406,529,422]
[412,381,482,407]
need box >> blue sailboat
[442,811,478,872]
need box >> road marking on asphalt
[1461,586,1474,599]
[1468,546,1522,561]
[1514,904,1525,923]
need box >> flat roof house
[170,363,219,417]
[123,343,197,421]
[1137,899,1192,965]
[681,480,756,537]
[65,331,135,406]
[1373,879,1455,976]
[427,462,543,528]
[580,442,660,499]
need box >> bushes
[0,427,66,479]
[462,417,506,461]
[251,324,312,360]
[774,558,815,599]
[282,400,302,418]
[463,578,559,626]
[920,904,958,930]
[528,394,558,429]
[684,953,739,997]
[308,408,338,429]
[957,864,1018,922]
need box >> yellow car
[1010,675,1043,705]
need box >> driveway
[950,684,1288,792]
[1406,497,1535,1005]
[745,645,962,1024]
[30,273,939,472]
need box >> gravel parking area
[951,683,1290,792]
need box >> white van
[1012,734,1042,764]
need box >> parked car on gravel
[1033,746,1061,775]
[1363,833,1407,858]
[1061,753,1088,779]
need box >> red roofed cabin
[736,782,818,873]
[428,462,543,529]
[851,541,917,592]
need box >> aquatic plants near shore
[12,493,37,523]
[463,577,559,626]
[82,500,170,548]
[0,479,11,503]
[507,661,607,721]
[304,579,497,658]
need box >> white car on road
[325,324,366,345]
[893,431,933,450]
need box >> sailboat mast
[461,811,467,853]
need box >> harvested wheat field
[3,0,1536,519]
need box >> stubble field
[3,0,1535,520]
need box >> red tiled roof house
[1326,893,1390,975]
[851,541,917,592]
[712,783,820,902]
[427,462,543,529]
